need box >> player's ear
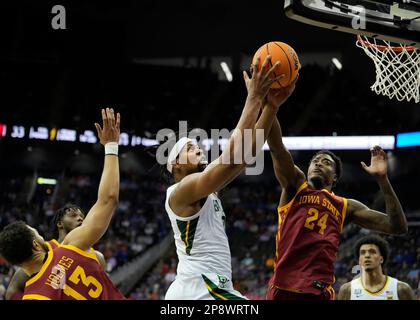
[332,173,338,185]
[380,256,384,264]
[32,239,42,252]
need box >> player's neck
[308,179,332,191]
[57,233,65,243]
[362,269,386,288]
[21,251,47,277]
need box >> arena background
[0,0,419,300]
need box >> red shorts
[267,286,335,300]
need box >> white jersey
[165,183,232,280]
[350,276,399,300]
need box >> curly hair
[49,204,83,240]
[309,150,343,186]
[354,234,390,266]
[0,221,35,265]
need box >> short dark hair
[0,221,35,265]
[50,204,83,240]
[310,150,343,186]
[354,235,390,266]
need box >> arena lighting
[278,136,395,150]
[2,122,397,150]
[37,177,57,185]
[56,128,77,142]
[331,58,342,70]
[220,62,233,82]
[215,136,395,151]
[29,126,49,140]
[0,123,6,137]
[396,131,420,148]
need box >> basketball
[252,41,301,88]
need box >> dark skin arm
[337,282,351,300]
[63,108,120,251]
[397,282,416,300]
[170,57,283,217]
[5,268,28,300]
[347,146,407,235]
[267,113,306,207]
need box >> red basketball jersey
[269,181,348,295]
[22,243,125,300]
[48,239,60,250]
[8,240,61,300]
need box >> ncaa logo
[288,47,300,71]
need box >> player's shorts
[267,285,335,300]
[165,273,247,300]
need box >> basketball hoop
[356,35,420,103]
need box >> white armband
[105,142,119,156]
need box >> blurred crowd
[1,160,419,300]
[125,177,420,300]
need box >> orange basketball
[252,41,300,88]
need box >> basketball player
[164,56,297,300]
[5,204,107,300]
[338,235,415,300]
[0,108,125,300]
[266,114,407,300]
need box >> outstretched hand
[94,108,121,145]
[243,55,285,101]
[361,145,388,179]
[265,74,299,109]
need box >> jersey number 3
[304,208,328,235]
[63,266,103,299]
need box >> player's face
[177,142,207,173]
[27,225,48,253]
[60,209,85,234]
[307,154,337,187]
[359,244,383,272]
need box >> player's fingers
[243,70,250,82]
[94,123,102,136]
[101,109,107,127]
[254,56,261,74]
[261,55,271,74]
[271,73,286,84]
[105,108,112,128]
[265,61,280,79]
[379,148,387,159]
[360,161,368,171]
[116,112,121,132]
[109,108,115,127]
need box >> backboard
[284,0,420,46]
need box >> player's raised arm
[267,83,305,190]
[171,57,283,211]
[5,268,28,300]
[347,146,407,235]
[63,108,120,251]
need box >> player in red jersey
[0,108,125,300]
[265,113,408,300]
[5,204,107,300]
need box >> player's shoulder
[337,281,352,300]
[340,281,352,290]
[397,280,412,290]
[396,280,415,300]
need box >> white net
[356,35,420,104]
